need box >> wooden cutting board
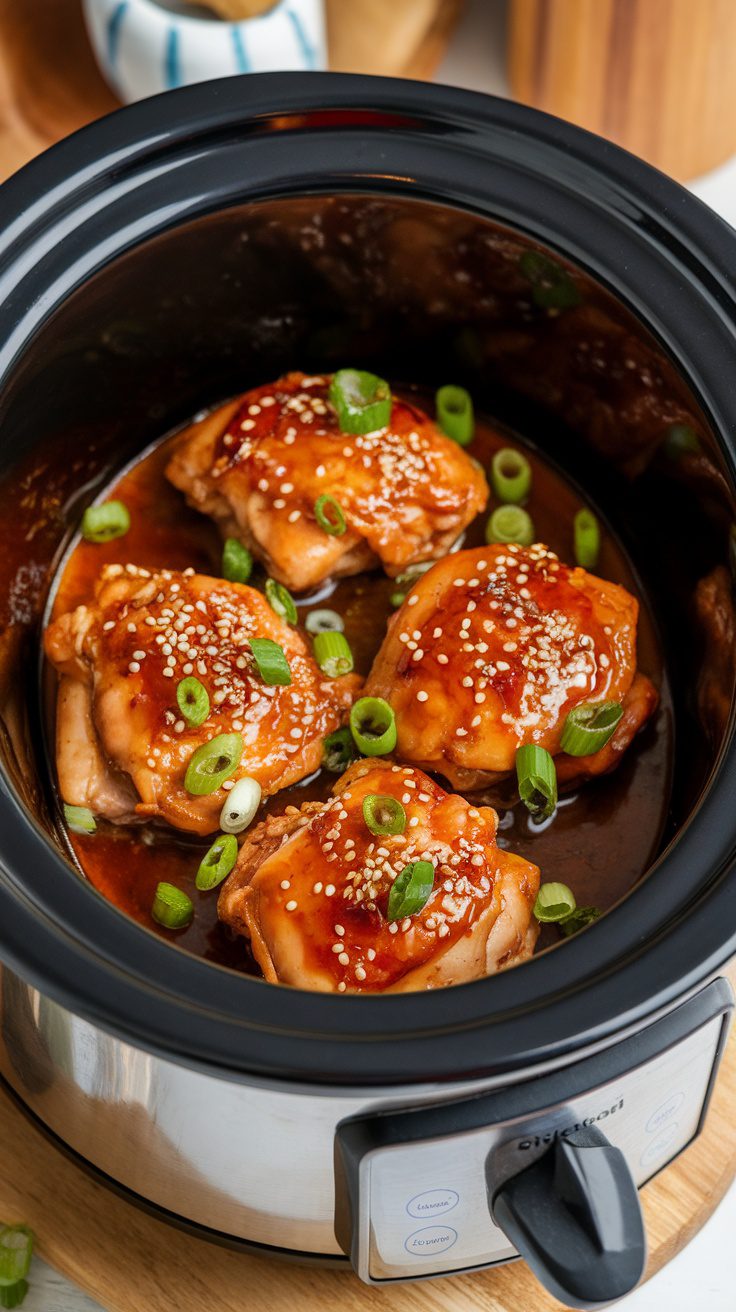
[0,0,464,184]
[0,1011,734,1312]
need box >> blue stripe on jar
[286,8,317,70]
[231,25,251,74]
[106,0,129,68]
[164,24,182,88]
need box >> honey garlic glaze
[48,391,672,974]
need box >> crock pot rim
[0,72,735,1087]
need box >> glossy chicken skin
[45,565,360,835]
[218,759,540,993]
[166,372,488,592]
[365,544,657,790]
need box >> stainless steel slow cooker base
[1,965,731,1284]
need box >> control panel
[334,980,732,1285]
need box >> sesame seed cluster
[394,543,627,758]
[92,563,351,788]
[210,371,487,556]
[265,764,500,992]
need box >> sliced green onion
[533,881,576,923]
[222,538,253,584]
[176,676,210,728]
[436,385,474,446]
[559,905,602,936]
[664,423,701,460]
[219,775,261,834]
[151,882,193,929]
[329,368,392,435]
[0,1280,28,1308]
[389,562,433,610]
[519,250,581,310]
[349,697,397,756]
[313,631,354,678]
[486,505,535,546]
[196,833,239,891]
[265,578,297,625]
[0,1228,33,1288]
[314,494,347,537]
[490,448,532,504]
[363,794,406,836]
[305,608,344,635]
[516,744,557,821]
[81,500,130,543]
[560,701,623,756]
[387,860,435,922]
[184,732,243,796]
[574,508,600,569]
[249,637,292,686]
[63,804,96,835]
[322,726,356,773]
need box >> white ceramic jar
[82,0,326,103]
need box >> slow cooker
[0,73,735,1310]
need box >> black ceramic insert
[0,75,734,1085]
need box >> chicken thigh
[45,564,360,835]
[166,372,488,592]
[218,759,540,993]
[364,544,657,790]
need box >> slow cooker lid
[0,74,735,1086]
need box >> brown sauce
[49,391,673,972]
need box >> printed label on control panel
[404,1225,458,1257]
[406,1189,459,1219]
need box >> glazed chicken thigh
[166,372,488,592]
[45,565,360,835]
[365,543,657,790]
[218,759,540,993]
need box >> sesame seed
[280,880,291,890]
[338,981,346,992]
[338,952,349,966]
[285,900,297,911]
[313,882,323,894]
[325,884,336,897]
[355,966,366,982]
[128,661,140,674]
[407,595,419,606]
